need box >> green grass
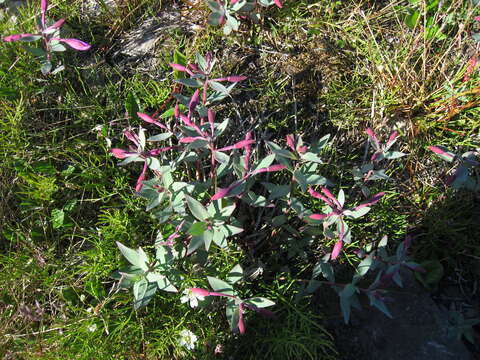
[1,0,479,358]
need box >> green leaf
[226,301,240,332]
[116,242,148,272]
[51,208,64,229]
[214,151,230,164]
[405,9,420,29]
[244,297,275,308]
[207,276,234,295]
[252,154,275,173]
[294,170,308,192]
[133,280,157,309]
[212,228,227,248]
[301,152,323,163]
[175,78,202,87]
[189,221,207,236]
[242,191,268,207]
[125,92,140,120]
[185,195,209,221]
[209,81,230,95]
[227,264,243,284]
[173,49,187,79]
[133,277,148,302]
[157,277,177,292]
[148,132,173,142]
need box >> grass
[1,0,479,358]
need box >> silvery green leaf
[146,271,164,283]
[146,157,161,170]
[215,118,230,137]
[148,133,172,142]
[215,151,230,164]
[242,191,268,207]
[212,228,227,248]
[133,280,157,309]
[195,52,207,72]
[227,264,243,284]
[226,14,239,31]
[344,206,370,218]
[226,301,240,332]
[301,152,323,163]
[294,170,308,192]
[116,242,149,272]
[119,155,142,165]
[208,276,235,296]
[175,78,202,87]
[312,257,334,282]
[157,277,177,292]
[223,23,233,35]
[263,182,290,201]
[383,151,406,159]
[185,195,209,221]
[209,80,230,95]
[50,43,67,52]
[133,277,148,301]
[252,154,276,173]
[244,297,275,308]
[337,189,345,207]
[41,61,52,75]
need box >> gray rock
[316,271,472,360]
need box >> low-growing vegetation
[1,0,479,359]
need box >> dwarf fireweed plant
[206,0,283,35]
[305,236,425,323]
[352,128,406,197]
[429,145,480,191]
[2,0,91,74]
[110,52,415,339]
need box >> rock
[315,270,472,360]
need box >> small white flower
[88,323,97,332]
[177,329,197,350]
[180,288,205,308]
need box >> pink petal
[211,75,247,82]
[110,148,133,159]
[169,63,187,72]
[217,139,255,152]
[366,127,380,149]
[321,187,341,208]
[44,18,65,32]
[211,180,244,200]
[41,0,48,27]
[3,33,37,42]
[135,162,148,192]
[309,213,329,220]
[188,89,200,115]
[475,16,480,22]
[54,38,91,51]
[190,288,211,297]
[331,241,343,260]
[137,112,169,131]
[286,135,295,152]
[238,303,245,334]
[148,146,173,155]
[123,130,140,148]
[386,131,398,147]
[179,136,206,143]
[355,192,385,210]
[274,0,282,8]
[208,109,215,135]
[428,145,454,159]
[308,187,334,207]
[244,132,253,171]
[297,145,307,154]
[252,164,286,175]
